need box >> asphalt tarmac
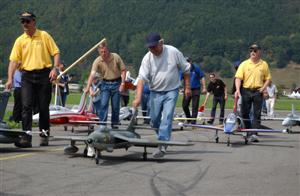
[0,110,299,196]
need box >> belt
[244,87,260,91]
[22,68,51,73]
[102,77,121,82]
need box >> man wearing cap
[133,32,191,158]
[85,39,126,128]
[181,57,206,124]
[234,43,271,142]
[5,11,60,147]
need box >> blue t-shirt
[181,63,205,89]
[13,69,22,88]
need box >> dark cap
[19,11,36,20]
[185,56,191,62]
[145,32,161,47]
[249,43,261,50]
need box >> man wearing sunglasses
[5,11,60,147]
[133,32,191,158]
[234,43,271,142]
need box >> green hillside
[0,0,300,86]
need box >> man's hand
[5,79,13,90]
[49,68,58,81]
[119,83,125,92]
[225,94,228,101]
[234,90,241,99]
[184,87,191,97]
[132,97,141,108]
[202,87,207,94]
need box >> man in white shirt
[133,32,191,158]
[266,81,278,117]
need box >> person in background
[141,82,150,124]
[266,81,278,117]
[181,57,206,124]
[89,73,102,118]
[132,32,191,158]
[10,67,22,123]
[234,43,271,142]
[85,39,126,128]
[5,11,60,147]
[201,73,227,125]
[57,62,69,107]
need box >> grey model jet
[54,109,193,164]
[262,105,300,132]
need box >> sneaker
[39,129,49,146]
[249,134,259,142]
[14,135,32,148]
[152,145,167,158]
[87,146,95,157]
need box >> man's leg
[219,97,226,124]
[209,97,218,124]
[241,89,253,129]
[182,93,192,121]
[191,89,200,124]
[99,88,110,123]
[252,91,263,129]
[150,92,163,130]
[157,89,179,141]
[269,98,275,117]
[12,87,22,122]
[111,84,120,127]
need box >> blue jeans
[141,93,150,123]
[150,89,179,141]
[99,81,120,125]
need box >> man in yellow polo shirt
[234,43,271,142]
[5,11,61,147]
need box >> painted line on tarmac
[0,153,36,161]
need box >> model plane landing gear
[95,149,102,165]
[64,126,68,131]
[244,137,248,145]
[143,146,148,161]
[226,136,230,146]
[214,130,219,143]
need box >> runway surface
[0,110,299,196]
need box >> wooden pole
[54,38,106,105]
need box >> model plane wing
[113,134,193,147]
[261,116,285,121]
[53,135,88,142]
[178,122,224,131]
[238,128,287,133]
[68,120,101,125]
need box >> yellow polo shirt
[9,29,60,71]
[91,53,126,80]
[235,59,271,89]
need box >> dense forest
[0,0,300,83]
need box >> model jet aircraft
[54,109,193,164]
[0,91,40,145]
[262,105,300,132]
[178,98,287,146]
[33,92,133,131]
[286,91,300,99]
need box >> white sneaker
[87,146,95,157]
[249,134,259,142]
[152,145,167,158]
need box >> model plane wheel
[83,148,88,157]
[245,138,248,145]
[95,149,101,165]
[143,152,147,161]
[180,126,183,130]
[215,137,219,143]
[64,126,68,131]
[71,127,74,133]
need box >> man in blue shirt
[181,57,206,124]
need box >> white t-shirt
[138,45,190,91]
[267,84,278,98]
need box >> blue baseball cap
[145,32,161,47]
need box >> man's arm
[119,69,126,92]
[202,92,210,106]
[5,61,19,90]
[201,77,207,93]
[183,73,191,97]
[234,78,242,98]
[49,53,60,81]
[132,79,145,108]
[224,85,228,101]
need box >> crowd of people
[5,11,279,157]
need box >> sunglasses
[21,19,32,24]
[249,49,258,53]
